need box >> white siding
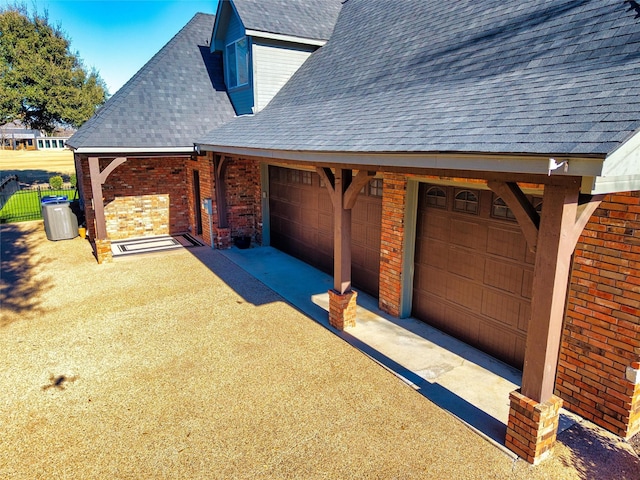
[253,42,313,112]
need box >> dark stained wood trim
[344,170,376,209]
[568,195,604,248]
[487,181,540,253]
[521,183,581,402]
[88,156,127,240]
[333,169,353,294]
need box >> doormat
[111,233,204,257]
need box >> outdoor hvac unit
[41,197,78,241]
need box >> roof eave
[245,29,326,47]
[70,146,196,155]
[196,143,605,177]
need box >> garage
[412,183,536,369]
[269,165,382,297]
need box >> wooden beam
[333,169,352,294]
[521,183,581,402]
[487,181,540,253]
[316,167,336,207]
[344,170,376,209]
[568,195,604,249]
[88,156,127,240]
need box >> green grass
[0,188,77,223]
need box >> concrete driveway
[1,222,638,479]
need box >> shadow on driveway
[1,222,52,326]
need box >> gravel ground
[1,221,639,479]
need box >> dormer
[211,0,341,115]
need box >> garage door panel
[269,165,380,297]
[481,290,521,328]
[487,226,526,262]
[413,183,531,369]
[483,258,524,294]
[450,218,483,249]
[423,212,449,241]
[446,276,482,311]
[448,247,484,281]
[478,322,520,366]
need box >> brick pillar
[506,389,563,464]
[379,174,408,317]
[328,289,358,330]
[215,227,231,249]
[95,239,113,264]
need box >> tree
[0,4,107,133]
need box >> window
[45,139,51,148]
[369,178,383,197]
[426,186,447,208]
[492,197,516,221]
[37,139,43,149]
[454,190,478,214]
[226,37,249,89]
[301,171,312,185]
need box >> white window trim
[226,37,249,89]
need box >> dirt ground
[0,149,75,184]
[1,221,639,479]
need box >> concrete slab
[221,245,577,452]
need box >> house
[68,0,640,465]
[1,121,72,150]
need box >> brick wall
[76,155,189,240]
[379,173,408,317]
[186,153,215,246]
[224,156,262,241]
[558,191,640,438]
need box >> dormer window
[226,37,249,89]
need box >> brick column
[95,239,113,264]
[379,174,408,317]
[506,389,563,464]
[328,289,358,330]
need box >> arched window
[454,190,478,214]
[492,197,516,220]
[426,186,447,208]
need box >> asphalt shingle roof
[198,0,640,157]
[68,13,236,151]
[233,0,342,41]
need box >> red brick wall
[186,153,215,246]
[76,155,189,240]
[379,173,408,317]
[224,156,262,241]
[185,154,262,246]
[558,191,640,438]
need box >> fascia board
[245,29,326,47]
[196,144,604,177]
[583,174,640,195]
[72,147,195,154]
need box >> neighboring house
[1,122,72,150]
[1,123,39,150]
[68,0,640,465]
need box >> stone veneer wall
[76,155,189,241]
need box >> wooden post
[521,183,580,402]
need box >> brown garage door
[412,183,535,369]
[269,166,382,297]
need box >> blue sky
[1,0,219,95]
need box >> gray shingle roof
[233,0,342,41]
[198,0,640,157]
[68,13,236,151]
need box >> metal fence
[0,179,78,223]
